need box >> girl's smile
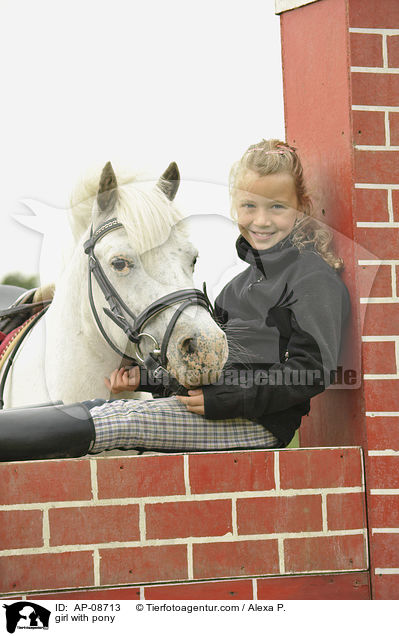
[235,171,300,250]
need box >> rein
[83,218,215,384]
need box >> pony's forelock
[117,182,186,255]
[69,168,186,254]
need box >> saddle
[0,284,54,377]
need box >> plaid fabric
[88,396,279,453]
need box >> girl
[0,139,350,461]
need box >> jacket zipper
[248,274,264,290]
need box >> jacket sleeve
[203,270,350,420]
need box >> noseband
[83,218,215,383]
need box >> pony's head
[70,161,228,387]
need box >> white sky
[0,0,284,298]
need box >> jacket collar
[236,234,299,278]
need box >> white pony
[2,162,228,407]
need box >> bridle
[83,217,215,385]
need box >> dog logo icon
[2,602,51,633]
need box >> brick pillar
[277,0,399,599]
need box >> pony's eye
[191,256,198,271]
[111,257,133,274]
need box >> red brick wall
[0,448,368,598]
[279,0,399,600]
[349,2,399,599]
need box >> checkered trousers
[87,396,279,454]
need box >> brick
[237,495,322,535]
[354,188,389,223]
[349,0,399,30]
[30,588,141,600]
[387,35,399,69]
[326,493,366,531]
[353,110,385,146]
[355,226,399,260]
[393,190,399,222]
[372,533,399,569]
[96,455,185,499]
[352,73,399,107]
[188,450,275,494]
[367,415,399,450]
[0,552,94,594]
[364,379,399,412]
[257,572,370,600]
[369,495,399,527]
[350,33,383,68]
[100,545,187,585]
[0,510,43,550]
[355,150,399,183]
[193,540,279,579]
[362,341,397,375]
[49,504,140,546]
[390,113,399,147]
[284,534,367,573]
[358,265,392,299]
[373,573,399,600]
[0,460,91,505]
[362,304,399,336]
[367,455,399,489]
[145,500,232,540]
[144,580,253,600]
[279,448,363,489]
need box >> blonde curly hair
[229,139,344,271]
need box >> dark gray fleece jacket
[136,234,350,446]
[200,235,350,445]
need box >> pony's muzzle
[171,329,228,386]
[177,331,226,361]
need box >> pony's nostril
[181,337,198,355]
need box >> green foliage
[0,272,39,290]
[287,429,299,448]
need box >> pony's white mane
[69,168,186,254]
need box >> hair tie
[247,148,285,155]
[246,145,296,156]
[276,144,296,153]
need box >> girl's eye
[271,204,285,210]
[111,257,133,273]
[241,202,256,209]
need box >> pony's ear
[157,162,180,201]
[97,162,118,213]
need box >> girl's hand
[104,366,140,394]
[176,388,204,415]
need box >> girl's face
[235,171,301,250]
